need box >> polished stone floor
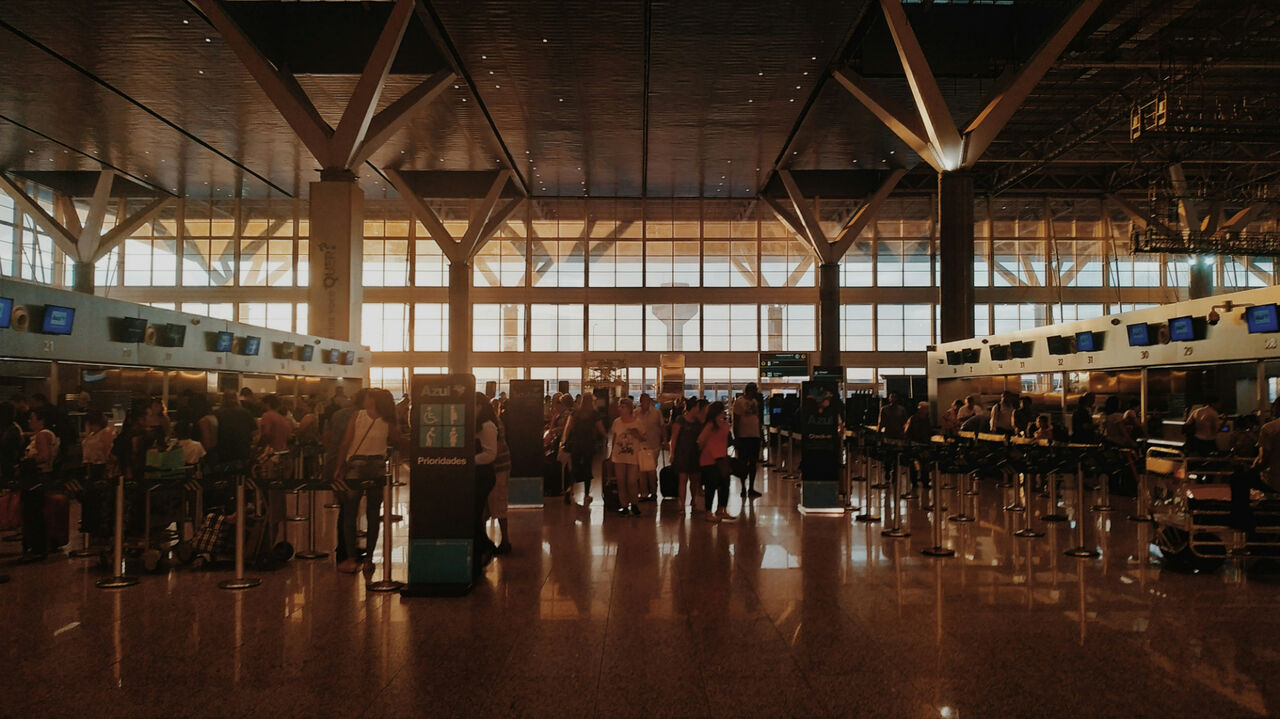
[3,463,1280,719]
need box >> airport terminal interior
[3,0,1280,717]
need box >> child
[1033,414,1054,442]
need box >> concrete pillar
[817,261,840,367]
[1188,259,1214,299]
[448,261,472,374]
[307,173,363,341]
[72,260,95,295]
[938,172,975,342]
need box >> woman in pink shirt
[697,401,733,522]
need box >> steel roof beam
[331,0,417,170]
[831,70,943,171]
[830,168,907,260]
[93,196,174,263]
[962,0,1104,168]
[0,172,79,259]
[78,170,116,258]
[878,0,962,171]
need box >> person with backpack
[19,406,60,562]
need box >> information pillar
[403,373,476,597]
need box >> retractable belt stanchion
[1065,449,1100,558]
[295,484,328,560]
[1092,456,1115,513]
[881,442,909,538]
[367,463,403,593]
[219,470,261,590]
[855,435,880,523]
[1014,468,1045,539]
[946,441,974,524]
[921,458,954,557]
[1042,456,1068,523]
[1129,453,1154,523]
[96,473,138,589]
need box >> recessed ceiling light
[803,71,808,76]
[462,98,467,101]
[183,19,189,24]
[489,71,494,75]
[542,38,548,43]
[401,150,406,154]
[198,70,204,74]
[748,99,753,103]
[758,72,764,76]
[810,56,816,60]
[795,85,801,89]
[495,84,500,88]
[454,85,459,89]
[889,150,895,155]
[205,37,211,42]
[558,98,564,102]
[789,98,795,102]
[27,149,32,153]
[482,55,487,59]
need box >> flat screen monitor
[1246,304,1280,334]
[1075,331,1102,353]
[989,344,1010,361]
[945,350,962,366]
[214,331,234,352]
[342,350,356,366]
[961,348,980,364]
[276,341,295,360]
[1047,335,1072,355]
[299,344,315,362]
[0,297,12,329]
[1127,323,1153,347]
[325,348,340,364]
[119,317,148,343]
[1168,315,1200,342]
[160,323,186,347]
[242,336,261,356]
[1010,340,1033,359]
[41,305,75,335]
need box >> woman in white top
[334,389,404,573]
[609,397,647,517]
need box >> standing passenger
[732,383,763,499]
[473,393,500,573]
[334,389,404,573]
[19,407,59,562]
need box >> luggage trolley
[1148,448,1280,571]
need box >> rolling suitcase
[601,459,622,511]
[44,492,70,549]
[659,466,678,499]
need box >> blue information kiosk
[401,373,477,597]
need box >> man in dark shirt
[214,390,257,465]
[877,392,909,440]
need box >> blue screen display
[41,305,75,335]
[1075,331,1097,352]
[1169,316,1197,342]
[243,336,261,356]
[300,344,314,361]
[1247,304,1280,334]
[0,297,12,329]
[1127,323,1152,347]
[214,331,234,352]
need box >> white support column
[878,0,963,170]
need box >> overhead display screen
[214,331,234,352]
[242,336,261,356]
[1246,304,1279,334]
[1075,331,1102,352]
[41,305,75,335]
[299,344,315,361]
[1168,316,1200,342]
[759,352,809,378]
[1126,323,1153,347]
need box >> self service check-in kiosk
[403,373,476,597]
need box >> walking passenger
[609,397,647,517]
[635,394,664,502]
[561,395,605,505]
[334,389,404,573]
[698,401,733,523]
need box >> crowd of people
[543,384,767,523]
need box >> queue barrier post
[880,443,909,538]
[921,460,954,557]
[218,472,262,590]
[96,474,138,589]
[367,463,403,593]
[1065,458,1100,558]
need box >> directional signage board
[759,351,810,378]
[403,373,476,597]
